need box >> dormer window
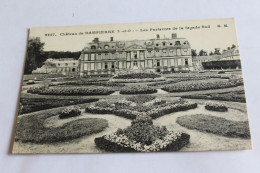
[183,41,189,45]
[91,45,96,50]
[104,45,109,49]
[175,41,181,45]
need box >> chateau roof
[82,35,190,53]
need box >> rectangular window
[127,62,131,68]
[170,59,174,66]
[84,63,88,70]
[148,60,153,68]
[148,51,152,57]
[111,62,115,69]
[97,63,101,70]
[119,61,123,68]
[163,49,167,56]
[91,54,95,61]
[90,63,95,70]
[169,49,173,56]
[155,50,159,57]
[98,54,101,60]
[163,59,168,66]
[185,59,189,65]
[177,49,181,56]
[177,59,182,66]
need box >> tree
[24,37,45,74]
[214,48,221,55]
[191,49,197,57]
[209,51,214,55]
[199,49,207,56]
[231,44,236,49]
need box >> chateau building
[78,34,193,76]
[32,58,79,74]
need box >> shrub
[15,108,108,143]
[205,102,228,112]
[176,114,251,138]
[59,106,81,119]
[120,85,157,94]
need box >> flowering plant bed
[109,78,165,83]
[162,79,243,92]
[114,73,161,79]
[120,85,157,94]
[205,102,228,112]
[27,86,114,95]
[94,115,190,152]
[85,96,197,119]
[59,106,81,119]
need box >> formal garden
[13,70,251,153]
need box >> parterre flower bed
[205,102,228,112]
[85,95,197,119]
[162,79,243,92]
[109,77,165,83]
[57,81,125,87]
[95,115,190,152]
[120,85,157,94]
[148,76,212,87]
[27,86,114,95]
[114,73,161,79]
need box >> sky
[29,18,239,53]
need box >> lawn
[15,107,108,143]
[20,97,99,114]
[176,114,250,138]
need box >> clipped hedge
[205,103,228,112]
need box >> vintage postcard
[12,18,252,154]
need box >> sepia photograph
[12,18,251,154]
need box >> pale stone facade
[32,58,79,74]
[78,34,193,76]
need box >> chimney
[93,37,99,43]
[156,34,160,39]
[172,33,177,39]
[110,37,114,42]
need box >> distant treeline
[202,60,241,69]
[42,51,81,60]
